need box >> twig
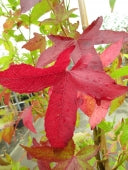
[78,0,88,29]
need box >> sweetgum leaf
[70,54,128,101]
[30,0,56,22]
[37,36,74,67]
[22,33,46,53]
[0,47,74,93]
[22,106,36,133]
[0,17,128,148]
[45,73,77,148]
[37,16,128,67]
[20,0,41,13]
[76,145,99,161]
[0,157,10,166]
[37,160,51,170]
[89,100,110,129]
[53,145,99,170]
[0,64,57,93]
[22,139,75,161]
[77,92,96,117]
[111,66,128,78]
[109,95,125,115]
[100,39,123,67]
[2,126,14,144]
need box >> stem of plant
[93,127,110,170]
[78,0,110,169]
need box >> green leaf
[30,0,56,23]
[20,14,30,26]
[111,66,128,78]
[98,120,113,132]
[0,56,13,70]
[109,0,116,12]
[76,145,99,161]
[0,7,4,16]
[109,95,125,115]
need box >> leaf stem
[93,127,105,170]
[93,127,110,170]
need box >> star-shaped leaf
[0,18,128,148]
[37,16,128,68]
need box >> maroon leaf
[20,0,41,13]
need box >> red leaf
[100,39,123,67]
[37,160,51,170]
[0,18,128,149]
[0,47,74,93]
[20,0,41,13]
[22,106,36,133]
[45,73,77,148]
[89,101,110,129]
[37,16,128,67]
[70,54,128,101]
[37,36,74,67]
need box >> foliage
[0,0,128,169]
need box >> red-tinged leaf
[37,35,74,67]
[22,106,36,133]
[76,145,99,161]
[0,157,10,166]
[53,145,99,170]
[4,90,11,105]
[79,16,103,40]
[109,95,125,115]
[70,55,128,101]
[97,30,128,44]
[45,73,77,148]
[89,100,110,129]
[3,19,14,30]
[54,158,85,170]
[37,160,51,170]
[22,139,75,161]
[20,0,41,13]
[22,33,46,53]
[100,39,123,67]
[77,92,96,117]
[2,126,14,144]
[0,88,10,105]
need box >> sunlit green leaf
[109,0,116,12]
[109,95,125,115]
[111,66,128,78]
[30,0,56,23]
[98,120,113,132]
